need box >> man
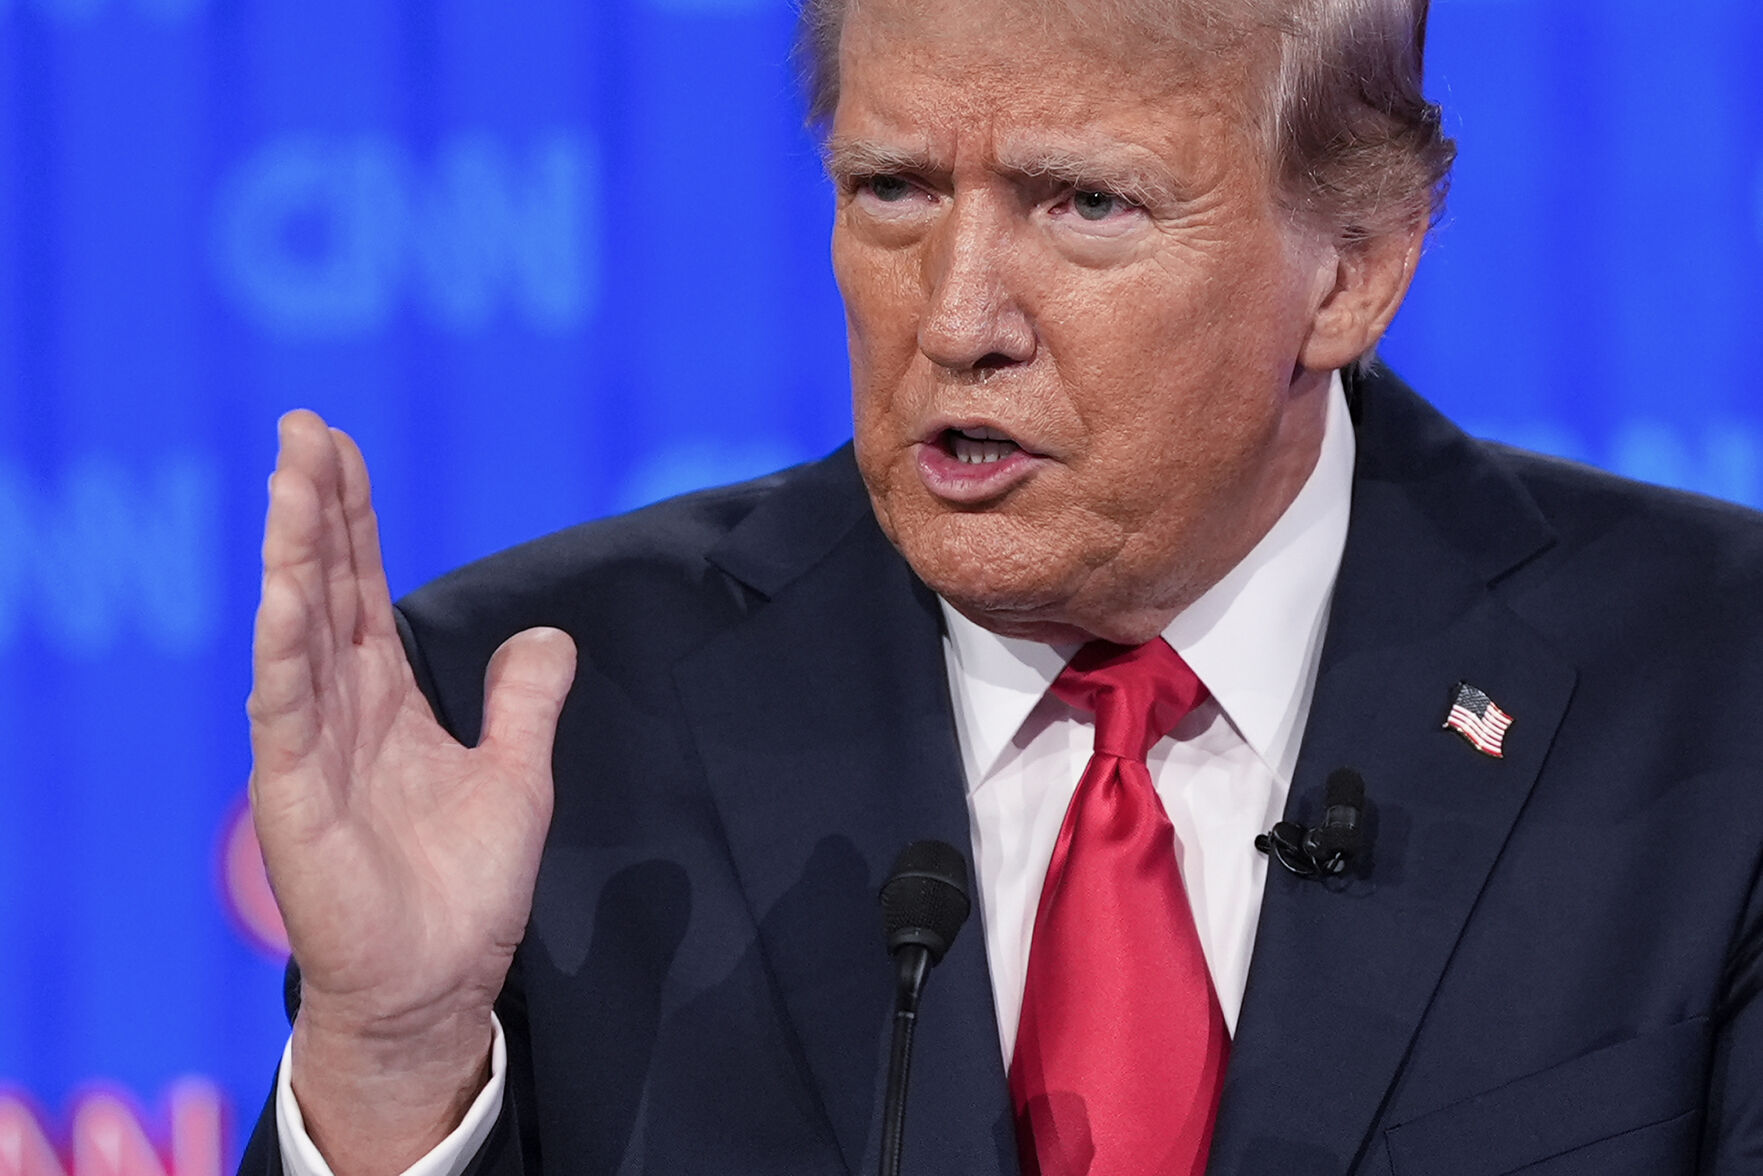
[240,0,1763,1173]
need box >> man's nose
[918,197,1035,372]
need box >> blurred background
[0,0,1758,1168]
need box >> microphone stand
[879,948,930,1176]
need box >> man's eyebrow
[997,146,1180,207]
[822,137,1182,206]
[822,138,935,180]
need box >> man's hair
[795,0,1456,248]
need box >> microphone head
[1324,767,1366,811]
[879,840,972,964]
[1308,768,1368,869]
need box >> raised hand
[248,411,576,1174]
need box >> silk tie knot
[1050,638,1207,761]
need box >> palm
[248,412,576,1032]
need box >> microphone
[1256,768,1368,879]
[877,840,972,1176]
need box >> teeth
[949,432,1020,465]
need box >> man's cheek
[845,308,920,382]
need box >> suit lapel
[673,449,1017,1176]
[1209,372,1578,1174]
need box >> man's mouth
[941,425,1023,465]
[915,422,1041,504]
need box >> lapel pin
[1443,681,1512,758]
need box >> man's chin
[895,536,1097,641]
[944,602,1104,645]
[867,489,1144,637]
[893,525,1189,645]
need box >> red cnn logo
[218,797,289,959]
[0,1079,226,1176]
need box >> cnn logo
[0,1079,226,1176]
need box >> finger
[248,567,320,772]
[330,427,397,643]
[479,627,578,789]
[277,410,360,660]
[263,426,337,683]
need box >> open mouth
[940,425,1023,465]
[916,422,1040,502]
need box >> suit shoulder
[1489,442,1763,585]
[408,471,785,610]
[1480,444,1763,682]
[395,458,826,677]
[389,444,873,740]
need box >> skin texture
[833,0,1422,645]
[249,3,1423,1171]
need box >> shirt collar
[940,370,1356,787]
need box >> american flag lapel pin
[1443,682,1513,758]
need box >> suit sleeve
[1700,848,1763,1171]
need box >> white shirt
[278,373,1356,1176]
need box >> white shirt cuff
[275,1014,507,1176]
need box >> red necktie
[1009,639,1230,1176]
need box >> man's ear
[1298,220,1427,373]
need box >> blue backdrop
[1,0,1758,1168]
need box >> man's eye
[866,175,914,202]
[1073,190,1129,221]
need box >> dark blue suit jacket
[242,367,1763,1174]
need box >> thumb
[480,627,578,773]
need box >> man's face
[831,0,1339,644]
